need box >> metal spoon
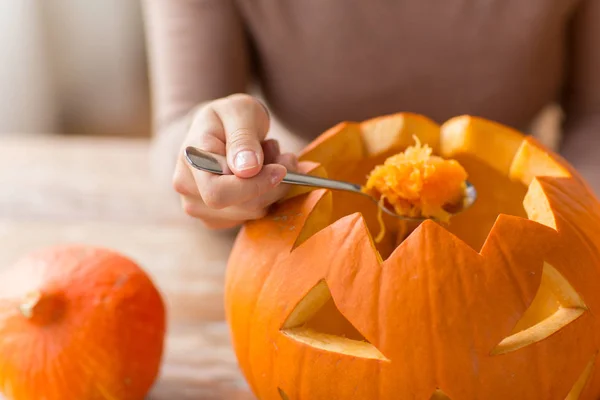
[184,146,477,222]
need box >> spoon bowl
[184,146,477,222]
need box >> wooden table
[0,134,254,399]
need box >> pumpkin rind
[225,113,600,400]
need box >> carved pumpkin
[224,113,600,400]
[0,245,166,400]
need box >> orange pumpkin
[224,113,600,399]
[0,245,166,400]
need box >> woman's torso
[236,0,580,138]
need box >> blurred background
[0,0,150,137]
[0,0,563,147]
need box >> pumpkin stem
[19,290,65,325]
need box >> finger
[262,139,281,164]
[196,163,287,209]
[212,94,270,178]
[174,108,229,197]
[237,152,299,211]
[275,152,298,172]
[180,105,231,199]
[185,105,227,154]
[173,157,200,196]
[181,197,241,229]
[182,115,279,200]
[180,195,266,227]
[180,195,207,219]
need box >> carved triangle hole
[430,388,451,400]
[492,263,587,355]
[278,387,290,400]
[281,280,388,361]
[565,353,596,400]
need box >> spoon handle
[184,146,362,193]
[283,171,361,192]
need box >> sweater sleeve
[141,0,251,135]
[560,0,600,192]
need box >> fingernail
[234,150,259,171]
[271,169,285,185]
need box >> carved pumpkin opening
[281,280,388,361]
[430,389,452,400]
[298,114,572,261]
[566,353,597,400]
[492,263,587,355]
[317,124,529,259]
[278,387,290,400]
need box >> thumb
[227,129,264,178]
[213,94,271,178]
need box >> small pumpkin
[224,113,600,399]
[0,245,166,400]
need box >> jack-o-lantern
[224,113,600,400]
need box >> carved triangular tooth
[480,213,557,257]
[524,136,582,180]
[508,138,570,186]
[300,121,350,156]
[257,188,332,252]
[534,175,600,236]
[291,190,332,250]
[387,219,481,265]
[291,211,375,256]
[299,122,365,174]
[440,115,523,175]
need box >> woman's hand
[173,94,298,229]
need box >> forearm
[141,0,250,134]
[149,107,198,189]
[141,0,252,187]
[560,114,600,194]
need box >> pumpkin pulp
[361,136,468,242]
